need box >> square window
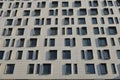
[29,38,37,47]
[90,8,98,15]
[51,1,58,8]
[74,1,81,7]
[79,9,87,15]
[33,28,41,36]
[86,50,93,60]
[62,2,68,7]
[33,10,40,16]
[6,19,13,26]
[78,18,86,24]
[67,28,72,35]
[82,38,91,46]
[50,27,58,35]
[35,19,40,25]
[62,50,71,59]
[93,27,99,34]
[86,64,95,74]
[43,64,51,74]
[98,38,107,46]
[108,27,117,35]
[92,18,97,24]
[62,10,67,15]
[17,28,24,36]
[23,10,30,16]
[48,50,57,60]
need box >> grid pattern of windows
[0,0,120,79]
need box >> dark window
[5,64,15,74]
[28,64,34,74]
[5,50,12,60]
[103,8,109,15]
[35,19,40,25]
[65,38,70,46]
[36,64,40,74]
[62,2,68,7]
[14,2,19,8]
[93,27,99,34]
[78,18,86,24]
[51,1,58,8]
[92,18,97,24]
[27,2,32,8]
[98,38,107,46]
[62,9,67,15]
[28,51,33,60]
[23,10,30,16]
[28,50,38,60]
[100,63,108,74]
[0,51,4,60]
[42,2,46,8]
[108,27,117,35]
[86,64,95,74]
[74,1,81,7]
[86,50,93,60]
[49,10,54,15]
[117,50,120,59]
[33,10,41,16]
[111,64,117,74]
[4,39,10,47]
[68,9,73,16]
[16,18,22,26]
[2,28,12,36]
[46,18,51,25]
[81,27,87,35]
[43,64,51,74]
[67,28,72,35]
[18,38,24,47]
[62,50,71,59]
[79,9,87,15]
[64,18,69,25]
[102,50,110,60]
[44,38,47,46]
[0,3,3,8]
[29,38,37,47]
[82,38,91,46]
[49,39,55,46]
[65,64,71,75]
[49,50,57,60]
[108,1,113,6]
[16,51,22,60]
[33,28,41,36]
[74,64,78,74]
[17,28,24,36]
[6,19,13,26]
[50,27,58,35]
[108,17,114,24]
[4,10,11,17]
[90,8,98,15]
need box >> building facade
[0,0,120,79]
